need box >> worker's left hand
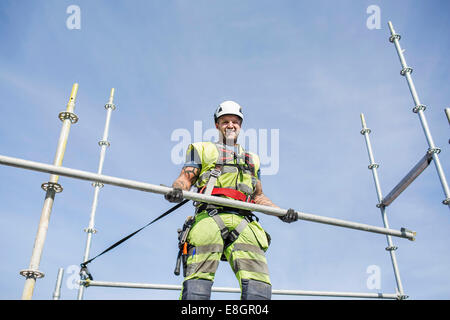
[279,208,299,223]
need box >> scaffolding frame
[1,21,447,300]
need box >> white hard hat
[214,100,244,123]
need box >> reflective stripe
[186,259,220,276]
[233,258,269,275]
[232,243,265,256]
[237,183,253,195]
[222,166,238,174]
[188,244,223,255]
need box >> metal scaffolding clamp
[412,104,427,113]
[427,147,441,155]
[360,128,371,135]
[20,269,45,279]
[385,245,398,251]
[58,111,79,124]
[400,67,413,76]
[368,163,379,170]
[84,227,98,234]
[104,103,116,110]
[92,181,104,188]
[41,182,63,193]
[389,33,401,43]
[98,140,110,147]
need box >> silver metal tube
[52,268,64,300]
[381,153,433,207]
[388,21,450,208]
[445,108,450,124]
[0,154,417,240]
[81,280,401,299]
[78,88,116,300]
[21,84,79,300]
[360,113,405,297]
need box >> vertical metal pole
[388,21,450,208]
[20,83,79,300]
[52,268,64,300]
[77,88,116,300]
[445,108,450,125]
[360,113,406,299]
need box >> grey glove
[279,208,299,223]
[164,187,184,203]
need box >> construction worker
[165,100,298,300]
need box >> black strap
[80,199,190,271]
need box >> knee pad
[181,279,213,300]
[240,279,272,300]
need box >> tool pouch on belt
[174,216,195,276]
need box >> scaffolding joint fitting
[400,67,413,76]
[442,198,450,205]
[397,294,409,300]
[376,202,385,208]
[41,182,63,193]
[389,34,401,43]
[92,181,104,188]
[20,269,45,279]
[58,111,79,124]
[84,227,98,234]
[360,128,371,135]
[385,245,398,251]
[368,163,379,170]
[427,147,441,155]
[412,104,427,113]
[104,103,116,110]
[98,140,110,147]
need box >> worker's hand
[165,187,184,203]
[279,208,299,223]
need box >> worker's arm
[253,179,299,223]
[252,179,280,208]
[165,166,200,203]
[172,166,200,191]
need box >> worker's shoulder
[190,141,216,149]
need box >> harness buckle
[228,229,240,243]
[207,208,219,217]
[210,169,221,179]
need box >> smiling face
[215,114,242,145]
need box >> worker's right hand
[164,187,184,203]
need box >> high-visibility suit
[180,141,272,300]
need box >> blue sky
[0,0,449,300]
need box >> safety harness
[191,143,259,263]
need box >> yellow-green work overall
[180,142,272,300]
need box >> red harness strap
[198,186,254,203]
[210,187,254,203]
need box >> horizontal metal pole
[81,280,401,299]
[0,154,416,240]
[382,152,433,207]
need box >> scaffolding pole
[0,154,416,241]
[388,21,450,209]
[80,280,401,299]
[381,152,433,207]
[77,89,116,300]
[52,268,64,300]
[20,83,79,300]
[360,113,406,299]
